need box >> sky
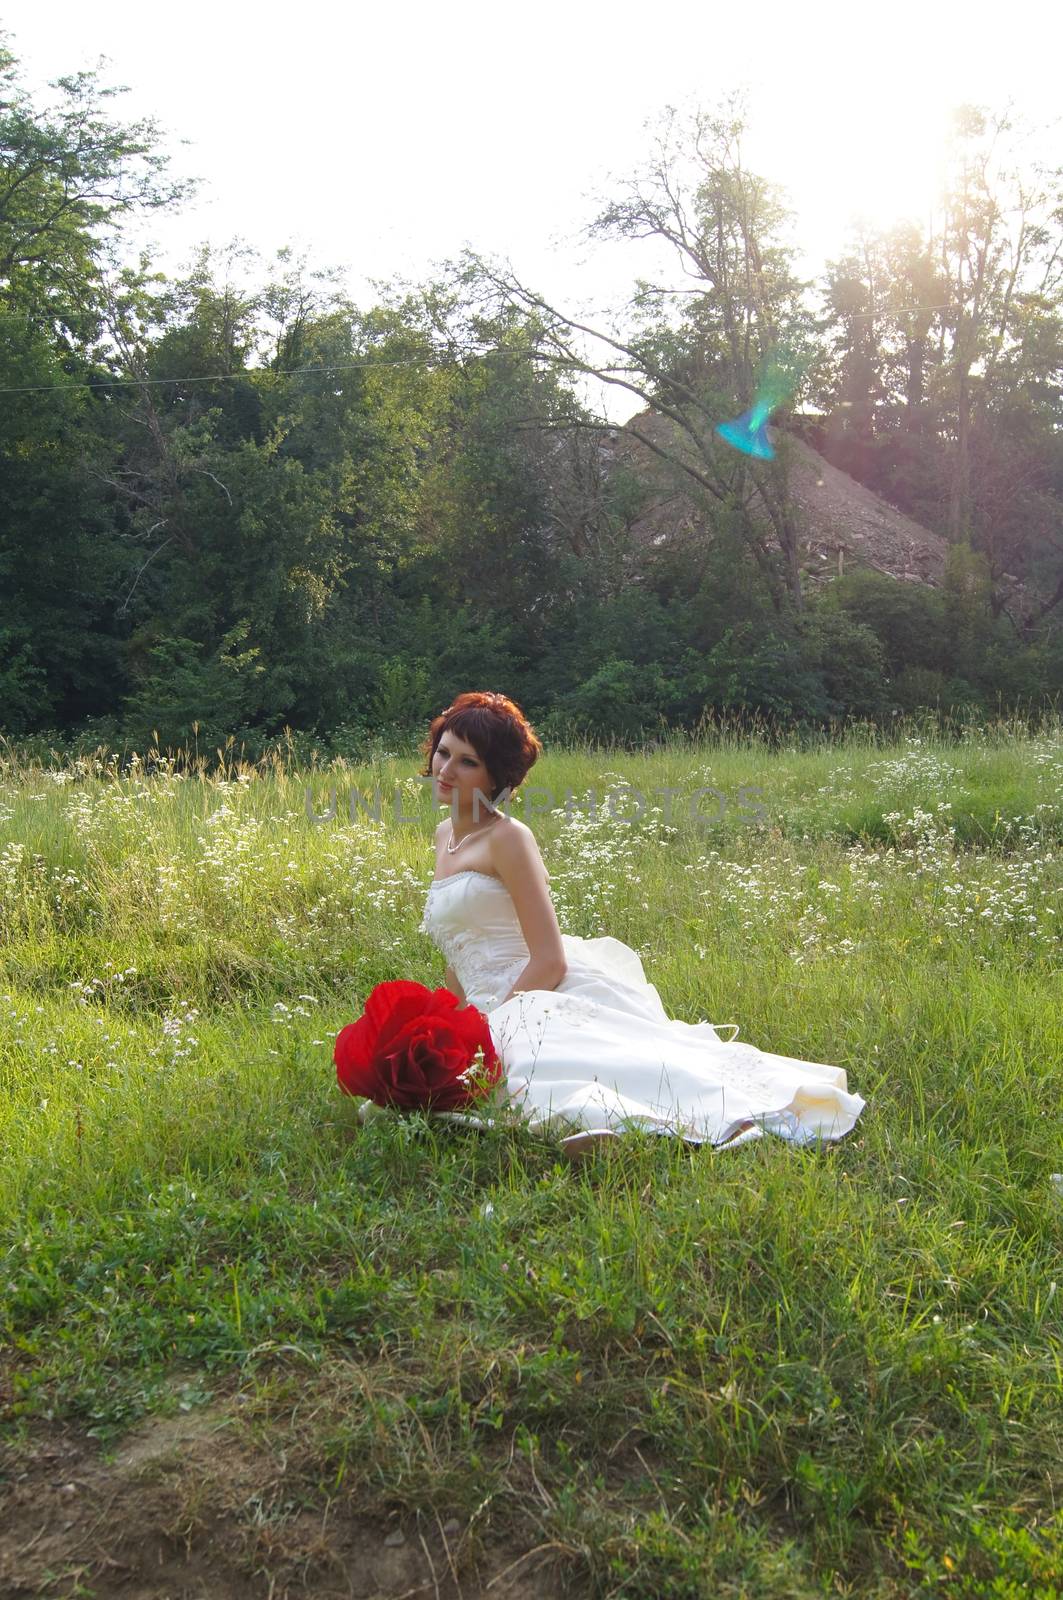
[5,0,1062,421]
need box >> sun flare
[761,89,956,262]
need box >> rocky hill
[600,409,951,594]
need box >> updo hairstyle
[418,691,543,805]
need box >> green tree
[0,40,191,735]
[462,93,817,614]
[813,105,1063,644]
[0,41,189,336]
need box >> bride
[414,690,865,1158]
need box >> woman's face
[431,730,495,811]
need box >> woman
[415,691,865,1157]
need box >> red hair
[419,691,543,804]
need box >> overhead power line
[0,354,451,397]
[824,301,963,320]
[0,302,974,397]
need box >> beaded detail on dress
[532,992,602,1025]
[420,873,530,1010]
[426,869,503,891]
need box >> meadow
[1,714,1062,1598]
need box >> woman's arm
[445,964,467,1004]
[497,957,565,1005]
[491,825,566,1003]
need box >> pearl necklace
[446,811,500,853]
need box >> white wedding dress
[418,869,865,1148]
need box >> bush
[120,624,267,750]
[552,657,671,740]
[889,665,952,712]
[818,568,948,675]
[797,608,890,719]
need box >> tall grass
[2,711,1062,1595]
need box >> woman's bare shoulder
[491,814,550,881]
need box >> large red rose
[334,979,503,1111]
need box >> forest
[2,44,1061,753]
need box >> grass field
[2,715,1062,1597]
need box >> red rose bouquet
[334,979,503,1112]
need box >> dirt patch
[0,1402,579,1600]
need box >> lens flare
[716,345,804,461]
[716,402,775,459]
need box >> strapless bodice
[420,868,668,1015]
[420,870,534,1010]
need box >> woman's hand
[498,958,566,1006]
